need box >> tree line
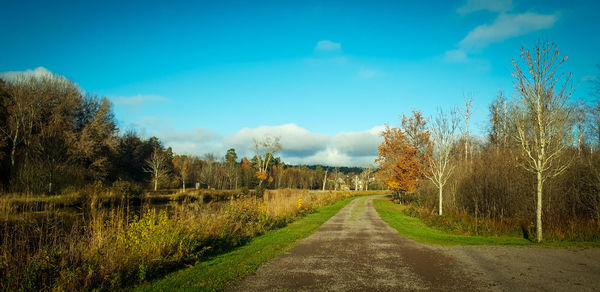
[0,74,380,194]
[376,41,600,242]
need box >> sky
[1,0,599,166]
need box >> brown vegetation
[0,187,371,291]
[379,42,600,242]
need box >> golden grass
[0,188,375,291]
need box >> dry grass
[0,188,377,291]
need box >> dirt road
[233,196,600,291]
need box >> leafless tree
[426,108,459,215]
[200,153,215,189]
[512,42,573,242]
[322,169,328,191]
[144,147,170,191]
[590,102,600,150]
[460,93,473,161]
[173,155,189,192]
[571,98,589,154]
[361,165,375,191]
[490,90,510,147]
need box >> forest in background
[0,74,380,195]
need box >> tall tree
[173,155,189,192]
[376,111,431,193]
[512,42,573,242]
[426,108,458,215]
[225,148,238,189]
[144,147,170,191]
[460,93,473,161]
[490,90,509,147]
[253,136,281,187]
[70,96,117,182]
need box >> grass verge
[136,196,357,291]
[374,199,531,246]
[375,199,600,247]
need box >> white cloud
[457,0,512,15]
[459,12,559,49]
[315,40,341,51]
[0,66,56,81]
[144,123,383,166]
[110,94,168,107]
[331,126,384,157]
[226,124,330,158]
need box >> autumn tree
[69,96,117,182]
[253,135,281,187]
[426,108,459,215]
[376,111,430,193]
[173,155,189,192]
[512,42,573,242]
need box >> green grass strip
[373,199,531,246]
[136,196,357,292]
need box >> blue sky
[1,0,599,166]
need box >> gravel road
[232,196,600,291]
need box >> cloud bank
[0,66,55,81]
[445,1,560,63]
[153,123,384,167]
[459,12,559,49]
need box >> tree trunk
[438,185,443,215]
[536,171,543,242]
[154,178,158,191]
[10,139,16,168]
[183,179,186,192]
[322,170,327,191]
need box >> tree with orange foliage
[253,135,281,187]
[376,110,431,193]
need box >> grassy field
[1,188,379,291]
[136,196,358,291]
[374,198,600,247]
[374,199,532,246]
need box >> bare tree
[426,108,459,215]
[253,135,281,187]
[490,90,509,147]
[173,155,189,192]
[144,147,169,191]
[460,93,473,161]
[512,42,573,242]
[361,165,375,191]
[333,167,341,190]
[591,102,600,150]
[572,98,588,154]
[322,169,328,191]
[200,153,215,189]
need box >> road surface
[233,196,600,291]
